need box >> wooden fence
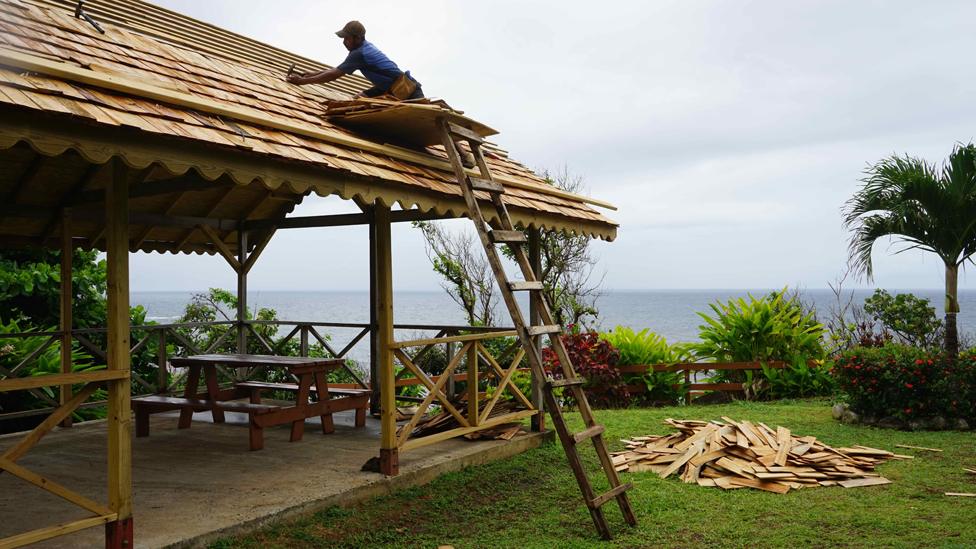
[616,361,790,402]
[0,320,514,422]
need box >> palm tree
[843,143,976,357]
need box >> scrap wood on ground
[397,396,527,441]
[613,418,912,494]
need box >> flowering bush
[834,345,974,423]
[543,329,627,407]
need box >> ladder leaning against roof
[435,118,638,539]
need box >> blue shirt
[337,41,402,91]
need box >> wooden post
[373,204,398,475]
[300,325,309,357]
[528,227,545,432]
[236,229,248,354]
[684,369,691,405]
[105,158,133,546]
[367,207,380,416]
[445,339,456,398]
[467,342,479,426]
[59,210,73,428]
[156,329,167,393]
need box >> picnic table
[133,354,369,450]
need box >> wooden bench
[133,395,280,449]
[234,381,369,429]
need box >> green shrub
[0,319,105,425]
[750,356,838,399]
[692,289,832,399]
[863,290,943,349]
[693,289,826,364]
[834,345,973,423]
[601,326,691,403]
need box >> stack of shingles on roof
[0,0,614,234]
[612,418,910,494]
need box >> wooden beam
[0,47,618,211]
[368,207,380,416]
[244,208,454,231]
[0,370,128,392]
[389,331,518,349]
[105,158,133,521]
[5,153,46,204]
[3,383,99,463]
[198,224,241,272]
[242,227,277,274]
[72,173,233,205]
[0,514,117,548]
[528,227,545,432]
[172,188,241,251]
[236,229,248,353]
[374,204,398,475]
[40,164,103,242]
[59,210,73,428]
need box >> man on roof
[286,20,423,100]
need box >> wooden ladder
[436,119,637,539]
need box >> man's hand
[286,72,306,85]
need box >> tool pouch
[389,71,418,100]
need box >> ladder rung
[468,176,505,194]
[572,424,605,444]
[527,325,561,337]
[548,377,584,388]
[490,230,527,244]
[509,281,543,291]
[448,122,484,143]
[589,482,633,509]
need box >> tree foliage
[863,290,943,349]
[414,221,498,326]
[842,143,976,356]
[415,167,603,328]
[0,249,106,328]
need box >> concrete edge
[167,430,555,549]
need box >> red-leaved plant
[543,328,628,407]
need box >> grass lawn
[211,399,976,548]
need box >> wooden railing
[0,320,516,423]
[616,361,791,402]
[388,330,538,452]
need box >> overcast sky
[131,0,976,292]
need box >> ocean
[133,289,976,366]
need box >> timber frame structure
[0,0,618,547]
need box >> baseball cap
[336,20,366,39]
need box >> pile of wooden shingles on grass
[612,418,913,494]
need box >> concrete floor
[0,408,550,548]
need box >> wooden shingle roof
[0,0,617,254]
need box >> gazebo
[0,0,618,546]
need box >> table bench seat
[133,395,280,444]
[235,381,369,428]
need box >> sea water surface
[133,289,976,365]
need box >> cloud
[134,0,976,291]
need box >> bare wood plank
[106,158,133,520]
[59,210,74,428]
[838,477,892,488]
[489,230,527,244]
[400,409,538,452]
[0,514,117,548]
[3,383,99,462]
[397,342,471,447]
[390,330,517,349]
[894,444,942,452]
[0,370,128,392]
[0,457,114,516]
